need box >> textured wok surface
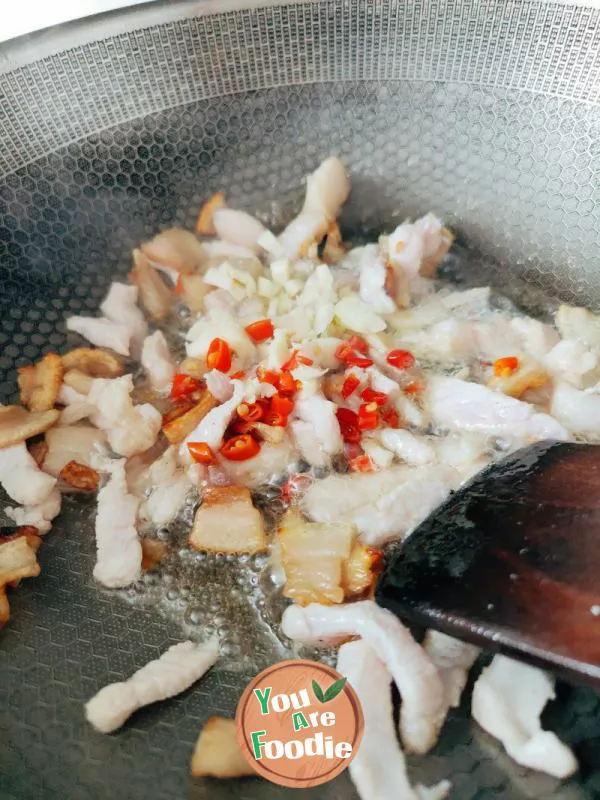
[1,1,600,798]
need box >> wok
[1,1,599,798]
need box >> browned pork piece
[191,716,255,778]
[0,406,60,450]
[277,509,355,605]
[162,390,217,444]
[61,347,124,378]
[190,486,266,554]
[18,352,64,411]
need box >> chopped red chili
[257,368,279,386]
[263,410,289,427]
[270,394,295,418]
[170,373,203,402]
[277,371,297,395]
[220,434,260,461]
[236,402,264,422]
[341,373,361,399]
[382,406,400,428]
[335,342,373,368]
[360,387,388,406]
[187,442,216,465]
[245,318,274,343]
[493,356,520,377]
[358,402,379,431]
[348,335,369,355]
[206,338,232,373]
[387,349,416,370]
[336,407,361,444]
[349,454,375,472]
[281,350,299,371]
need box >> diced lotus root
[62,347,124,378]
[190,486,266,554]
[59,460,100,491]
[196,192,226,236]
[191,716,254,778]
[18,353,63,411]
[0,405,60,449]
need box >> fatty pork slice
[0,443,57,506]
[100,282,148,354]
[282,600,446,754]
[88,375,162,458]
[337,640,450,800]
[190,486,266,554]
[426,376,569,442]
[5,487,62,535]
[277,509,355,605]
[472,655,578,779]
[43,425,107,476]
[141,330,176,393]
[550,382,600,437]
[423,631,480,714]
[93,461,142,588]
[66,316,132,357]
[302,465,455,547]
[85,638,219,734]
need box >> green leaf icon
[312,677,347,703]
[312,679,326,703]
[323,677,347,702]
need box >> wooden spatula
[376,440,600,687]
